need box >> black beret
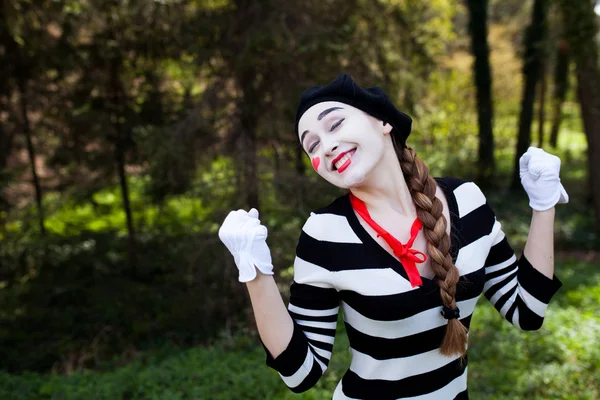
[295,74,412,147]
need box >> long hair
[391,135,468,357]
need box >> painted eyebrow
[300,107,345,148]
[300,130,310,148]
[317,107,344,121]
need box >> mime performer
[218,74,569,399]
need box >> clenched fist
[218,208,274,282]
[519,147,569,211]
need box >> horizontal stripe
[297,231,394,272]
[342,297,480,340]
[293,257,335,288]
[455,234,493,276]
[400,368,468,400]
[454,181,486,217]
[305,331,335,345]
[341,356,467,399]
[308,344,332,361]
[485,253,517,275]
[484,268,517,295]
[303,213,363,244]
[340,274,482,322]
[344,315,473,359]
[289,356,326,393]
[306,337,334,352]
[458,204,495,247]
[517,285,549,317]
[484,236,515,267]
[333,267,418,295]
[295,319,337,331]
[279,347,313,388]
[289,282,339,310]
[288,303,338,317]
[349,347,460,381]
[289,310,338,323]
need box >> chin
[326,170,368,189]
[344,174,367,188]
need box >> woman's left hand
[519,146,569,211]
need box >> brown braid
[393,142,468,357]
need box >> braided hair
[393,139,468,357]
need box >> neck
[349,145,416,218]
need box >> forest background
[1,0,599,399]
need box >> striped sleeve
[483,214,562,331]
[264,213,339,393]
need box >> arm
[219,209,338,393]
[519,145,569,280]
[522,208,555,279]
[246,272,294,358]
[259,216,340,393]
[483,147,567,330]
[483,212,562,331]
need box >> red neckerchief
[350,193,427,287]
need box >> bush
[1,259,598,399]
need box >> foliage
[1,258,598,399]
[1,1,599,398]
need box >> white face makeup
[298,101,393,189]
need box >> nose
[326,145,338,156]
[323,138,339,157]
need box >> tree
[549,38,570,148]
[3,1,53,237]
[559,0,600,227]
[537,62,547,147]
[511,0,549,189]
[465,0,495,182]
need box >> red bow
[350,194,427,287]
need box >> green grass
[1,259,598,400]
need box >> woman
[218,74,568,399]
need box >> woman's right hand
[218,208,274,282]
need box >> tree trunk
[18,77,46,236]
[295,144,306,209]
[0,122,13,236]
[511,0,548,189]
[240,111,259,210]
[550,39,570,148]
[560,0,600,228]
[109,44,137,276]
[0,121,13,172]
[537,63,547,147]
[466,0,495,182]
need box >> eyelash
[330,118,344,131]
[308,118,345,153]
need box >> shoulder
[435,176,478,193]
[435,176,494,218]
[300,194,362,244]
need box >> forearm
[523,207,556,279]
[246,271,294,359]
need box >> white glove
[218,208,274,282]
[519,147,569,211]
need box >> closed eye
[309,141,319,153]
[330,118,345,132]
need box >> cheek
[311,156,321,171]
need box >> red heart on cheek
[311,157,320,171]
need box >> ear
[382,122,393,135]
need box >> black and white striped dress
[264,177,562,399]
